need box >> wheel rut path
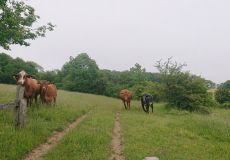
[24,114,87,160]
[109,112,125,160]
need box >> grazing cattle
[120,89,132,110]
[40,81,57,106]
[14,70,40,106]
[140,93,153,113]
[38,80,49,104]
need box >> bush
[155,58,213,113]
[215,88,230,104]
[130,81,165,102]
[221,102,230,109]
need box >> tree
[215,88,230,104]
[129,63,147,85]
[155,58,214,112]
[219,80,230,90]
[0,53,39,83]
[0,0,54,50]
[61,53,103,94]
[215,80,230,104]
[130,81,165,101]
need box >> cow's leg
[35,95,38,103]
[127,101,129,110]
[146,104,149,113]
[141,103,147,112]
[123,101,127,109]
[151,103,153,113]
[30,98,33,106]
[128,101,131,110]
[53,97,56,106]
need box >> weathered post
[14,85,27,128]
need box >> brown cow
[40,82,57,106]
[38,80,49,104]
[14,70,40,106]
[120,89,132,110]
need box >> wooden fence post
[14,85,27,128]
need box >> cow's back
[24,78,38,98]
[45,84,57,103]
[45,84,57,97]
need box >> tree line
[1,52,229,112]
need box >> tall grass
[1,84,230,160]
[120,103,230,160]
[0,84,94,160]
[43,95,121,160]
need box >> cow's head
[13,70,33,85]
[40,81,50,95]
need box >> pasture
[0,84,230,160]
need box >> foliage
[155,58,214,112]
[221,102,230,109]
[0,53,219,105]
[130,81,165,102]
[129,63,147,84]
[61,53,103,94]
[0,0,54,50]
[215,80,230,105]
[0,53,39,84]
[215,88,230,104]
[205,80,216,89]
[218,80,230,90]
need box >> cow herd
[13,70,57,106]
[13,70,152,112]
[119,89,154,113]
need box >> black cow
[140,94,153,113]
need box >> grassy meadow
[0,84,229,160]
[0,84,94,160]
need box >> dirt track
[109,112,125,160]
[24,114,87,160]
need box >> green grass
[0,84,94,160]
[120,103,230,160]
[1,84,230,160]
[43,95,121,160]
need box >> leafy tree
[215,88,230,104]
[215,80,230,105]
[219,80,230,90]
[155,58,214,112]
[205,80,216,89]
[130,81,165,102]
[0,53,39,83]
[0,0,54,50]
[61,53,103,94]
[129,63,147,85]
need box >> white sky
[1,0,230,84]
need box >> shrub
[130,81,165,102]
[221,102,230,109]
[155,58,214,113]
[215,88,230,104]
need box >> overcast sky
[1,0,230,84]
